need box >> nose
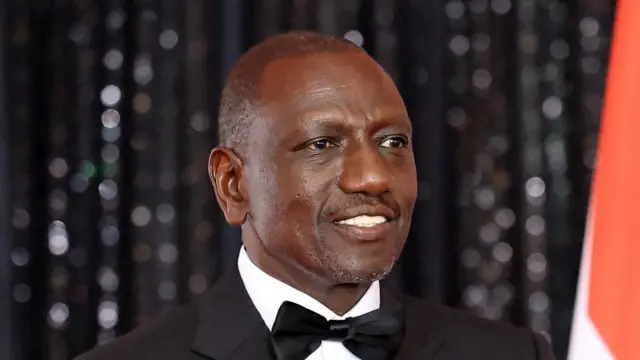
[338,143,391,196]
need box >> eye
[379,136,408,148]
[307,138,337,151]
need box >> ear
[208,147,248,225]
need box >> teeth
[336,215,387,227]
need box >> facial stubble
[310,237,401,284]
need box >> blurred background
[0,0,615,359]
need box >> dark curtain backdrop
[1,0,614,359]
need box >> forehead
[257,51,406,119]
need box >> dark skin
[209,50,417,315]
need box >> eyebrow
[279,111,413,151]
[299,111,413,134]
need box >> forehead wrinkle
[295,91,350,116]
[254,50,408,142]
[307,83,349,94]
[298,115,353,136]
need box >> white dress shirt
[237,247,381,360]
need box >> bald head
[217,31,365,153]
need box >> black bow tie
[270,300,405,360]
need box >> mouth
[331,211,396,242]
[334,215,389,227]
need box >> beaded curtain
[0,1,613,359]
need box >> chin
[326,260,395,284]
[313,240,402,283]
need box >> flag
[568,1,640,359]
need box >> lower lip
[332,221,393,242]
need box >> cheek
[247,164,285,233]
[286,180,322,226]
[389,158,418,201]
[281,172,333,244]
[290,164,336,220]
[248,164,320,238]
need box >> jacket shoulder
[403,296,553,360]
[74,302,198,360]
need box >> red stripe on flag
[587,1,640,359]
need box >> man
[77,31,554,360]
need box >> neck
[301,282,370,316]
[243,242,370,316]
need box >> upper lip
[332,205,397,223]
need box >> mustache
[323,193,400,218]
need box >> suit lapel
[190,267,446,360]
[190,265,275,360]
[379,289,445,360]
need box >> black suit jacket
[76,266,555,360]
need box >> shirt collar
[237,247,381,330]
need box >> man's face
[242,51,417,283]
